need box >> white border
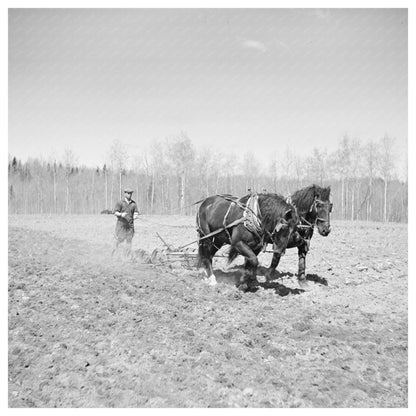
[3,1,413,414]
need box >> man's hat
[124,188,134,194]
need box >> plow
[129,230,201,267]
[132,222,238,268]
[135,229,274,269]
[146,232,228,268]
[148,247,200,268]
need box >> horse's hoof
[206,274,217,286]
[248,280,259,290]
[237,283,249,292]
[298,279,310,290]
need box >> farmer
[112,187,140,258]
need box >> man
[112,188,140,258]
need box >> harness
[221,193,263,243]
[286,195,332,248]
[286,195,331,229]
[222,202,234,244]
[197,194,290,251]
[313,199,333,223]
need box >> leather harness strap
[223,201,234,243]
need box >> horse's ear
[284,208,293,222]
[322,185,331,200]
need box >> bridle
[312,198,333,225]
[286,196,332,230]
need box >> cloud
[241,39,267,53]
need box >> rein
[287,196,331,230]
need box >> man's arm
[115,211,127,218]
[133,203,140,220]
[114,202,127,218]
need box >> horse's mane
[240,193,291,233]
[291,184,331,214]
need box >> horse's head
[313,187,332,236]
[271,208,298,255]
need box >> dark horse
[268,184,332,285]
[197,193,298,290]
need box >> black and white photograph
[7,3,410,409]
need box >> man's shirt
[114,198,139,228]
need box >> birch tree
[103,164,109,210]
[363,140,379,221]
[108,140,128,204]
[149,140,170,214]
[335,135,351,219]
[197,150,213,197]
[242,151,260,192]
[305,147,327,186]
[349,139,363,220]
[63,149,78,214]
[167,132,195,214]
[222,152,238,194]
[378,135,395,222]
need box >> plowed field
[8,214,407,407]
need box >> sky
[8,8,408,173]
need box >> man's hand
[120,212,127,219]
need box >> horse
[196,193,298,291]
[267,184,332,286]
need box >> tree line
[8,133,407,223]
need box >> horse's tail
[227,246,239,265]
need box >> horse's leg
[207,237,223,285]
[297,243,309,286]
[233,240,259,291]
[198,238,214,279]
[266,252,282,281]
[198,237,221,285]
[244,245,261,266]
